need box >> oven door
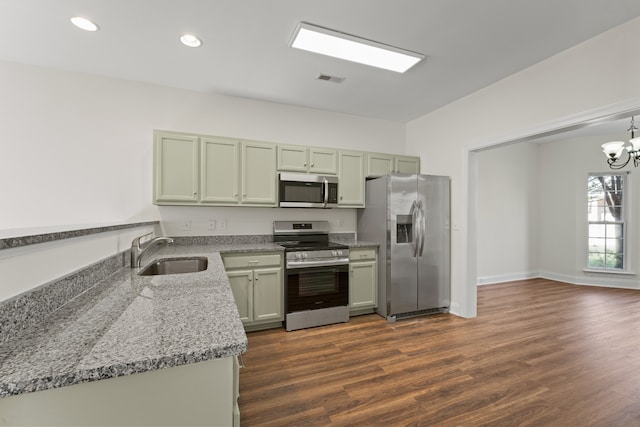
[286,264,349,313]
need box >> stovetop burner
[273,220,347,253]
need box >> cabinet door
[201,137,240,204]
[350,261,377,310]
[154,132,199,203]
[242,142,277,205]
[338,150,365,207]
[277,145,308,172]
[227,270,253,323]
[395,155,421,174]
[366,153,394,178]
[309,148,338,174]
[252,267,282,322]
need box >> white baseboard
[448,302,461,317]
[539,270,640,290]
[476,271,539,286]
[476,269,640,289]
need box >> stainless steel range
[273,221,350,331]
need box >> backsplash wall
[157,206,357,236]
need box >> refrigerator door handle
[418,201,426,257]
[411,200,418,258]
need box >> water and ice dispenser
[396,214,413,243]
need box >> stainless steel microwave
[278,173,339,208]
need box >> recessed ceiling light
[180,34,202,48]
[70,16,99,32]
[290,22,424,73]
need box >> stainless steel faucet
[131,233,174,268]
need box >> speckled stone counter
[329,236,380,248]
[0,242,283,398]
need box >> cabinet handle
[248,260,259,264]
[311,163,315,167]
[304,163,307,166]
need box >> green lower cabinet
[223,252,284,331]
[349,248,378,315]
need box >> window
[587,173,627,270]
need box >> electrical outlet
[208,219,216,230]
[182,220,191,231]
[219,219,227,230]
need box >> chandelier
[601,117,640,169]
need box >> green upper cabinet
[242,141,277,205]
[201,137,241,204]
[366,152,394,178]
[153,129,419,208]
[338,150,365,207]
[277,145,308,173]
[365,152,421,177]
[395,155,421,174]
[154,131,199,204]
[309,148,337,174]
[277,146,337,174]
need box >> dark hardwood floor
[238,279,640,426]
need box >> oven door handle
[286,258,350,269]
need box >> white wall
[0,225,155,302]
[0,60,404,302]
[538,134,640,288]
[0,60,404,231]
[476,142,539,284]
[407,17,640,317]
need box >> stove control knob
[302,253,308,259]
[332,251,338,257]
[295,253,302,260]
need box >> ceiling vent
[317,73,345,83]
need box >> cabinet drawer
[222,253,281,269]
[349,248,376,261]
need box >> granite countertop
[343,241,379,248]
[0,242,283,398]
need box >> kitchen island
[0,242,282,426]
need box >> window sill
[583,268,636,276]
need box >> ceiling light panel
[180,34,202,48]
[290,22,424,73]
[70,16,99,32]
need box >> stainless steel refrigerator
[357,174,450,320]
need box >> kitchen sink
[139,257,208,276]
